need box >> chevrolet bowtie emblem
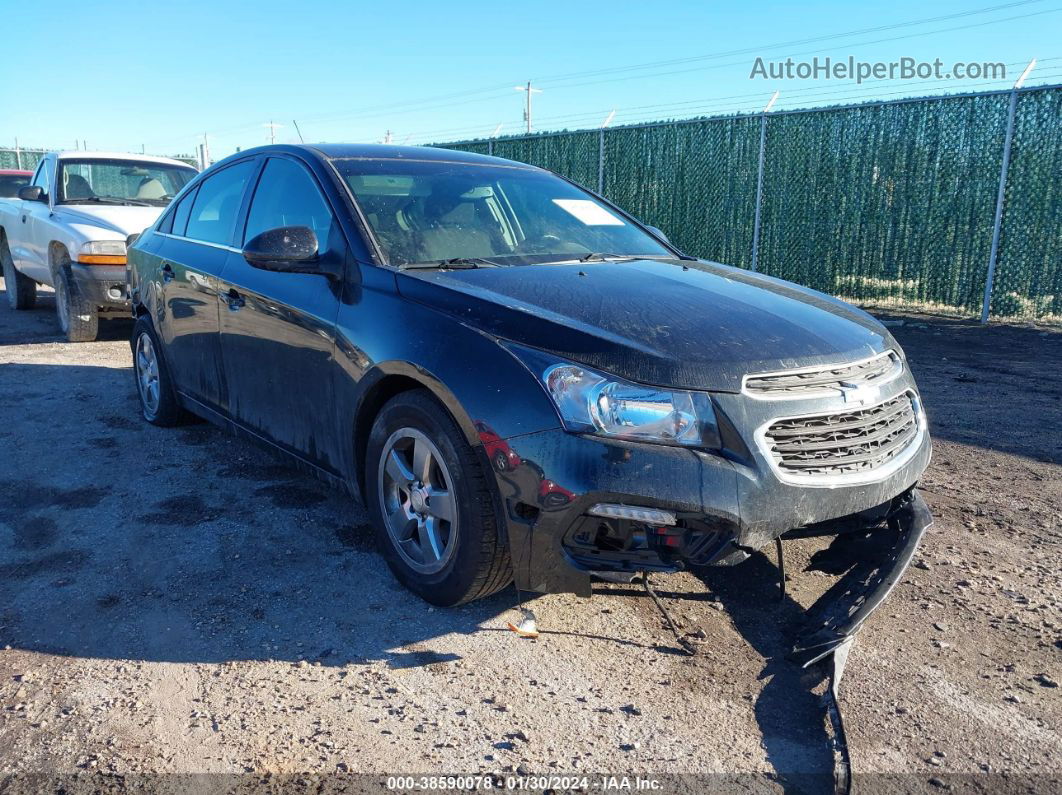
[839,381,876,405]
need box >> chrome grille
[764,393,919,478]
[745,351,902,399]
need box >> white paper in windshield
[552,199,626,226]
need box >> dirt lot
[0,282,1059,793]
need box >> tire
[365,389,512,606]
[132,316,185,426]
[2,236,36,310]
[52,258,98,342]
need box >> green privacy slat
[992,89,1062,321]
[756,93,1009,318]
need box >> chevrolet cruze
[127,144,932,636]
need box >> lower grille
[764,393,920,479]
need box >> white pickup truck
[0,151,197,341]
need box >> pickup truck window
[31,160,52,193]
[57,159,195,206]
[184,160,256,246]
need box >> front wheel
[365,390,512,606]
[2,239,36,310]
[53,266,98,342]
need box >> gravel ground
[0,282,1059,794]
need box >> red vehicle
[0,169,32,199]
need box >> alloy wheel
[135,332,161,418]
[377,427,459,575]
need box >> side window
[244,157,335,252]
[168,186,197,236]
[184,160,256,246]
[31,159,52,192]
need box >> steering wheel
[516,233,564,253]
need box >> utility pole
[514,81,542,134]
[384,129,393,144]
[14,137,21,169]
[292,119,305,143]
[202,133,211,167]
[981,57,1036,323]
[264,121,283,145]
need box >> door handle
[161,263,175,283]
[226,288,245,310]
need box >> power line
[140,0,1058,150]
[533,0,1050,86]
[411,73,1062,144]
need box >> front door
[17,157,55,283]
[217,155,345,472]
[157,157,259,409]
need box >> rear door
[156,157,259,409]
[217,154,346,471]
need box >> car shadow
[0,285,133,346]
[0,356,518,670]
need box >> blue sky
[1,0,1059,159]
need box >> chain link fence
[439,84,1062,323]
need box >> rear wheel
[132,316,184,426]
[52,260,98,342]
[2,237,36,310]
[365,390,512,606]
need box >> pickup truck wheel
[53,267,98,342]
[2,239,36,310]
[365,390,513,606]
[132,316,184,426]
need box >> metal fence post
[597,128,605,194]
[750,112,768,272]
[980,88,1019,323]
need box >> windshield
[0,174,30,198]
[332,158,671,266]
[57,159,196,206]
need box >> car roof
[54,151,197,169]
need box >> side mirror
[242,226,322,274]
[18,185,46,203]
[646,225,670,244]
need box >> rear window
[184,160,256,246]
[0,174,30,198]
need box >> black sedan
[128,144,931,629]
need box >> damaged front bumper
[789,488,933,666]
[486,422,932,598]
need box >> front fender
[334,272,562,484]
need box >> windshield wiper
[400,257,501,270]
[579,252,639,262]
[60,197,153,207]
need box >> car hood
[54,205,164,238]
[396,258,895,393]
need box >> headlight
[77,240,127,265]
[80,240,127,256]
[543,363,719,448]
